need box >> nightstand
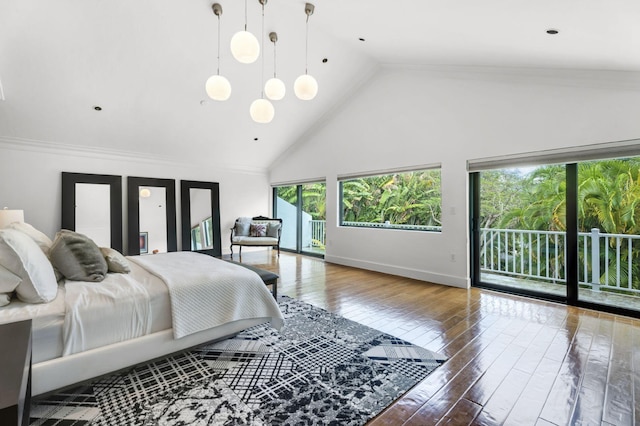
[0,319,32,426]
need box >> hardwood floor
[230,251,640,426]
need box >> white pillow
[0,263,21,293]
[0,293,10,307]
[100,247,131,273]
[0,229,58,303]
[7,222,54,256]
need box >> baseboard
[324,255,470,289]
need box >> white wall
[0,140,271,254]
[269,65,640,288]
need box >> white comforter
[62,261,160,355]
[61,252,283,356]
[130,252,283,338]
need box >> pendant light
[250,0,274,123]
[264,32,285,101]
[205,3,231,101]
[230,0,260,64]
[294,3,318,100]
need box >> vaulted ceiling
[1,0,639,172]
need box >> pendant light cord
[216,13,221,75]
[305,14,310,74]
[273,39,277,78]
[244,0,248,31]
[260,2,265,97]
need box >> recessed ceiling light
[93,106,102,111]
[546,29,559,35]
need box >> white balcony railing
[310,220,326,248]
[480,228,640,296]
[308,220,640,296]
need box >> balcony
[308,220,640,310]
[480,228,640,311]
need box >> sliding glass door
[472,155,640,316]
[275,186,297,251]
[476,165,567,299]
[273,182,326,257]
[577,158,640,311]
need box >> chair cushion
[232,236,278,246]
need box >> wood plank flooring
[230,251,640,426]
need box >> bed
[0,225,284,396]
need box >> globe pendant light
[264,32,285,101]
[205,3,231,101]
[294,3,318,100]
[294,74,318,100]
[250,98,275,123]
[250,0,274,123]
[230,0,260,64]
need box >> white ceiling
[1,0,639,171]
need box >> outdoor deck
[483,273,640,311]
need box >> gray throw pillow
[267,222,281,238]
[235,221,250,236]
[49,230,108,282]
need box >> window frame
[338,166,442,232]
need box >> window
[339,168,442,232]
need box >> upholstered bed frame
[33,316,270,396]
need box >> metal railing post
[591,228,601,292]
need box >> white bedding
[130,252,284,338]
[0,284,66,362]
[62,260,171,355]
[0,251,284,365]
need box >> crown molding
[0,136,268,175]
[378,63,640,91]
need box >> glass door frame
[272,184,325,259]
[470,163,639,319]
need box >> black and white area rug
[30,296,447,425]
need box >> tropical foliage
[481,158,640,293]
[341,169,442,227]
[276,184,326,221]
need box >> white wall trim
[324,254,470,289]
[0,136,268,175]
